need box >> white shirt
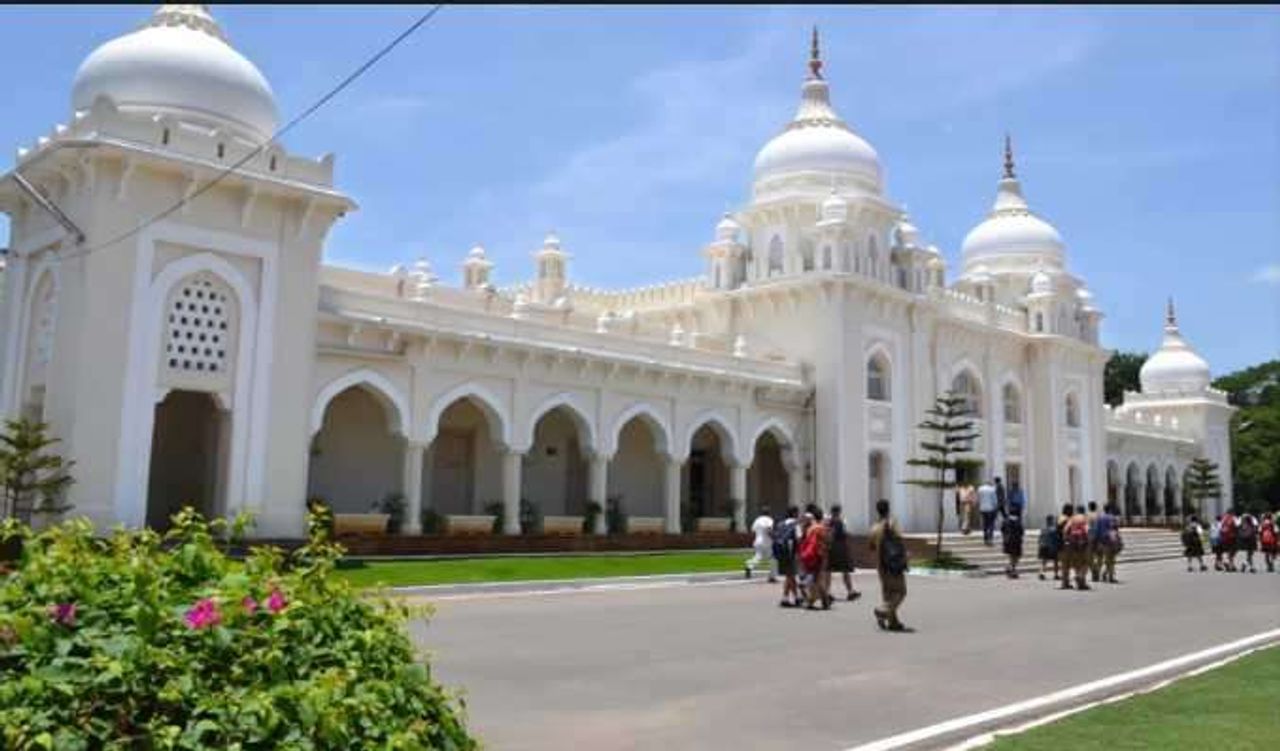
[977,484,999,513]
[751,515,774,547]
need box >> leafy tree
[902,392,981,563]
[1104,351,1147,407]
[1183,457,1222,518]
[0,418,74,523]
[1210,360,1280,513]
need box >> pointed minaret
[1165,296,1177,328]
[809,25,823,80]
[1003,133,1016,179]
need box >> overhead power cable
[67,4,445,257]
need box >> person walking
[1060,503,1091,591]
[826,505,861,601]
[798,507,831,610]
[977,479,1000,546]
[1237,511,1259,574]
[775,506,801,608]
[1182,514,1207,573]
[1008,480,1027,519]
[958,483,977,535]
[1260,513,1277,573]
[1085,501,1103,583]
[1098,503,1123,584]
[995,477,1008,518]
[1037,514,1061,582]
[1210,515,1224,571]
[744,505,776,582]
[1221,509,1239,572]
[1001,512,1025,578]
[869,498,908,631]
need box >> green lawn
[989,645,1280,750]
[334,550,752,588]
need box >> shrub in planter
[582,502,603,534]
[519,499,542,536]
[0,508,476,749]
[420,508,444,535]
[605,496,627,535]
[482,501,504,534]
[373,492,407,534]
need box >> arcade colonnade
[306,367,806,534]
[1106,456,1199,524]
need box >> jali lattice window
[164,274,236,376]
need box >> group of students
[1183,510,1279,574]
[745,500,910,631]
[1029,501,1124,589]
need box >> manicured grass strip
[335,550,752,588]
[989,645,1280,750]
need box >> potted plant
[373,492,406,534]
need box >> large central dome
[752,30,883,198]
[72,5,278,142]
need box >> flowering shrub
[0,508,476,749]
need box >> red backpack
[1221,514,1237,546]
[1066,517,1090,550]
[1261,521,1277,550]
[799,527,824,570]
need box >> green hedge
[0,509,476,750]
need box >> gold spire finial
[809,26,823,79]
[1003,133,1016,179]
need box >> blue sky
[2,5,1278,373]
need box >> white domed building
[0,9,1234,537]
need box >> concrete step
[931,527,1189,575]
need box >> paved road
[409,564,1280,751]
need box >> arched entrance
[607,415,667,521]
[1163,466,1179,519]
[682,424,731,530]
[1106,461,1120,506]
[747,430,790,519]
[146,390,228,530]
[1145,464,1160,518]
[307,385,404,514]
[428,398,504,517]
[522,406,590,516]
[1124,463,1141,520]
[868,450,889,506]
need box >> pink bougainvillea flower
[184,598,221,630]
[266,588,287,614]
[47,602,77,627]
[242,595,258,615]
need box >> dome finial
[1003,133,1016,180]
[1166,296,1177,328]
[809,26,823,80]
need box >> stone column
[502,449,523,535]
[664,456,683,534]
[787,459,805,510]
[730,463,748,531]
[589,453,610,534]
[401,440,426,534]
[1136,482,1147,525]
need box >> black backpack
[880,526,909,576]
[773,518,797,561]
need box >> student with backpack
[1260,513,1278,573]
[826,505,861,601]
[1237,511,1259,574]
[1001,512,1025,579]
[1061,504,1092,591]
[1210,515,1224,571]
[1037,514,1061,582]
[1221,510,1239,572]
[774,506,801,608]
[798,506,832,610]
[869,498,908,631]
[1086,501,1103,583]
[1097,503,1123,584]
[1182,515,1208,573]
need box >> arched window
[867,353,890,401]
[1035,312,1044,332]
[822,245,832,270]
[1065,392,1080,428]
[1002,383,1022,424]
[768,236,784,277]
[801,242,814,272]
[867,236,879,277]
[951,370,983,417]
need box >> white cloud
[1251,263,1280,285]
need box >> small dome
[715,213,741,242]
[1139,301,1211,394]
[467,244,488,260]
[894,214,920,247]
[820,189,848,222]
[970,264,993,285]
[542,231,561,249]
[1029,269,1054,296]
[1076,286,1096,310]
[72,6,278,141]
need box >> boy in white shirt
[744,506,777,583]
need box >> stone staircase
[914,527,1187,576]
